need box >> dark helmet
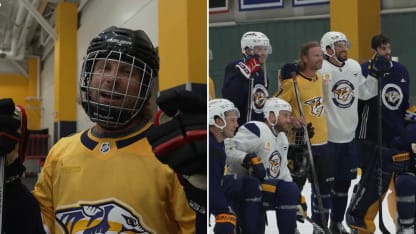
[79,26,160,129]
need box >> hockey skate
[330,221,350,234]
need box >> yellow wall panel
[54,2,77,122]
[158,0,207,91]
[330,0,380,62]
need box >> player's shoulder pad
[346,58,361,69]
[242,122,261,138]
[392,61,410,75]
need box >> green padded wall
[210,13,415,103]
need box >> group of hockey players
[209,30,415,234]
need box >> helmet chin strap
[327,48,344,65]
[266,117,279,136]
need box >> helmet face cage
[263,98,292,127]
[209,99,240,131]
[80,50,154,129]
[320,31,351,57]
[241,31,272,55]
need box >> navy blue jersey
[356,61,410,146]
[222,56,269,126]
[390,123,416,153]
[208,132,230,215]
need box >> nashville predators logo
[331,80,355,108]
[268,151,282,179]
[251,84,269,113]
[55,200,152,234]
[382,83,403,110]
[304,96,324,117]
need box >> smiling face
[375,42,392,61]
[303,46,323,71]
[80,50,154,129]
[333,40,348,62]
[88,59,143,109]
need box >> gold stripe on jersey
[33,122,196,234]
[275,73,328,145]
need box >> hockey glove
[235,54,261,79]
[242,153,266,180]
[280,62,299,80]
[306,122,315,139]
[0,99,28,164]
[369,54,391,78]
[287,144,309,178]
[147,89,207,175]
[214,212,236,234]
[182,175,206,214]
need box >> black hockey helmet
[79,26,160,129]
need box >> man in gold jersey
[275,41,334,233]
[1,27,196,234]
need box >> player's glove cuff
[235,62,252,79]
[182,175,206,214]
[242,153,266,180]
[5,158,25,186]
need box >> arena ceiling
[0,0,82,76]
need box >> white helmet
[241,31,272,55]
[320,31,350,57]
[209,98,240,130]
[263,97,292,126]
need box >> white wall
[40,0,158,140]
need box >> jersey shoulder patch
[243,122,261,138]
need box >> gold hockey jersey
[33,123,196,234]
[275,73,328,145]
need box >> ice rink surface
[209,176,397,233]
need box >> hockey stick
[0,155,4,233]
[377,73,390,234]
[246,77,254,122]
[291,74,331,234]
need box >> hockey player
[346,34,411,234]
[222,31,272,126]
[275,41,333,232]
[225,97,300,234]
[2,27,196,234]
[319,31,378,234]
[0,99,45,234]
[392,106,416,233]
[209,98,264,234]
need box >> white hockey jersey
[225,121,292,182]
[319,59,378,143]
